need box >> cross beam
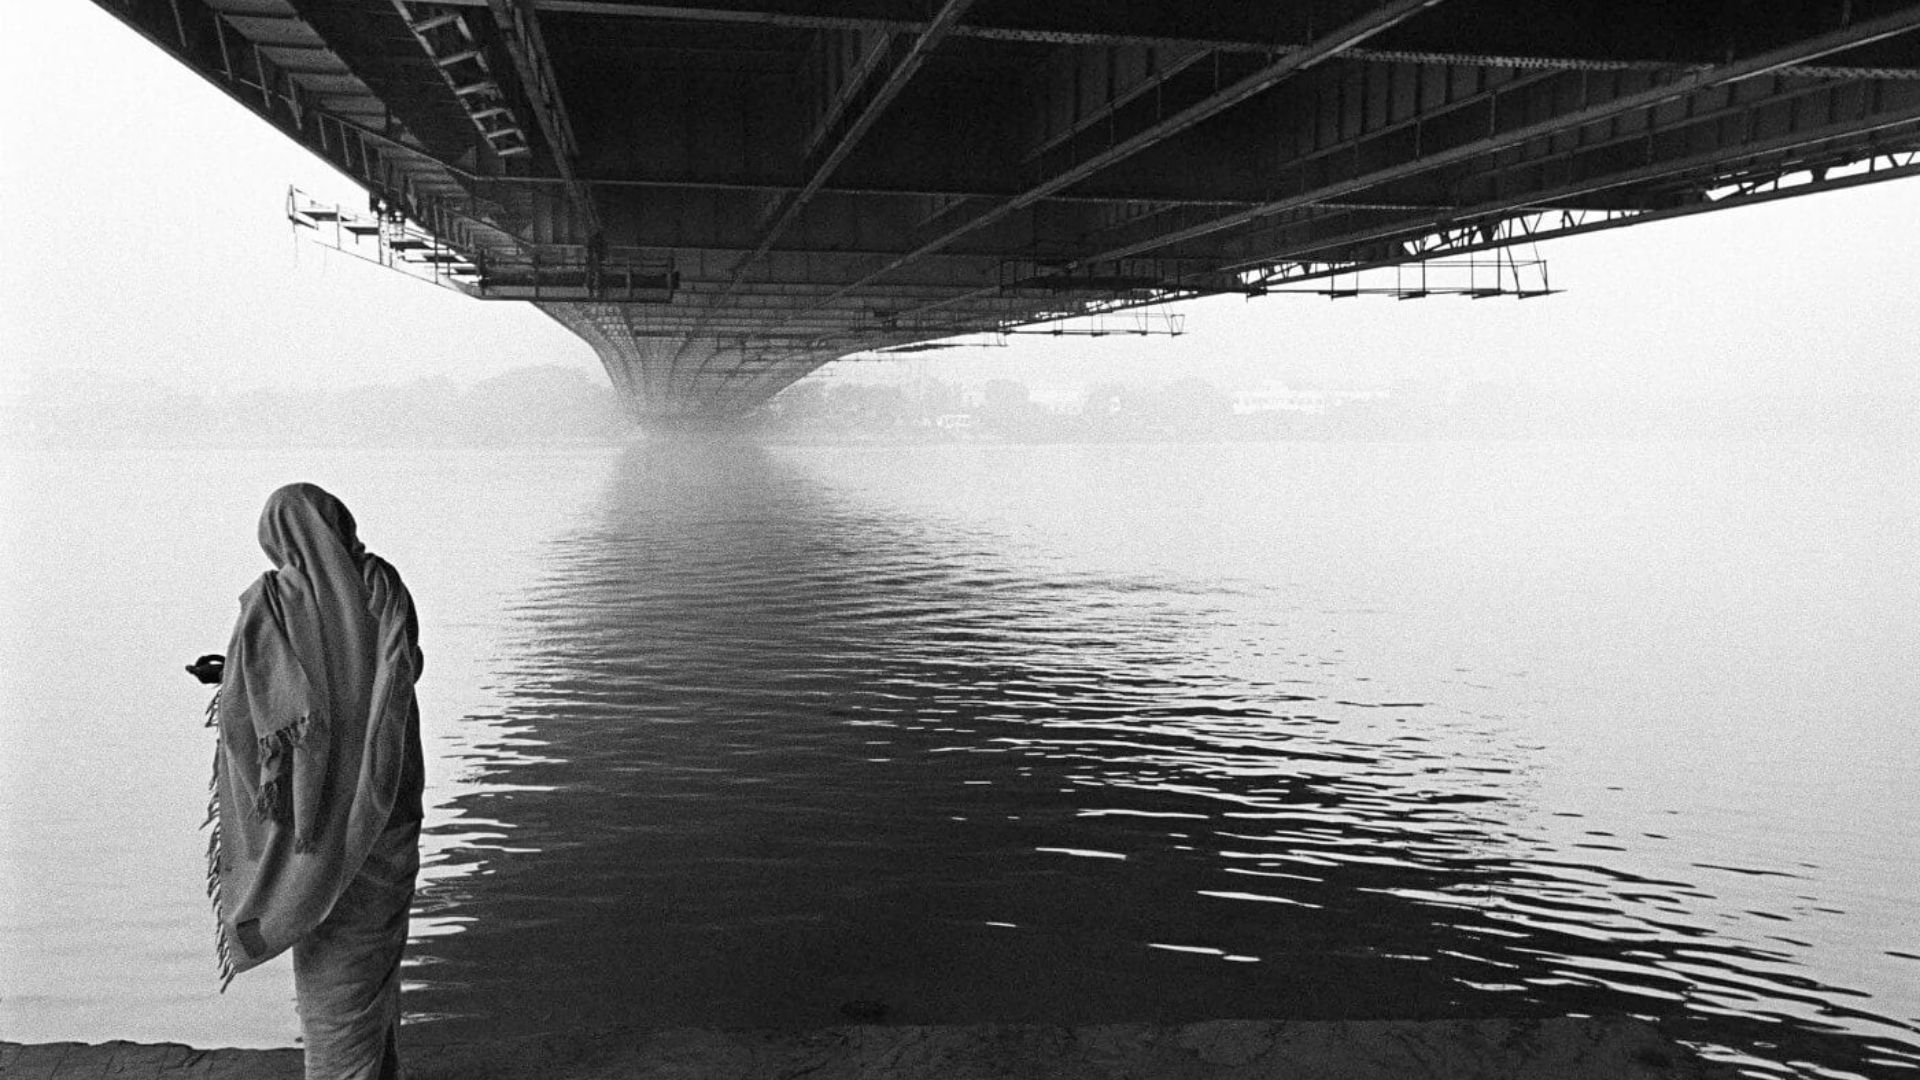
[487,0,600,234]
[671,0,976,392]
[862,6,1920,333]
[766,0,1451,334]
[1089,6,1920,265]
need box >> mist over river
[3,437,1916,1079]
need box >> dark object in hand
[187,654,226,684]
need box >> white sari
[207,482,423,1079]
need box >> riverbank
[0,1016,1736,1078]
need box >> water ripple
[405,442,1919,1080]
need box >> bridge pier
[539,303,834,427]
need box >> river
[2,437,1915,1078]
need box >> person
[191,482,425,1080]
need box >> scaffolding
[1254,250,1557,300]
[287,187,677,302]
[287,186,480,290]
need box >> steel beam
[799,32,894,164]
[1211,112,1920,278]
[667,0,974,391]
[1153,70,1920,271]
[769,0,1451,333]
[95,0,1920,422]
[1247,156,1920,294]
[422,0,1920,78]
[556,173,1261,205]
[867,8,1920,330]
[719,0,974,294]
[1230,125,1920,280]
[1086,6,1920,265]
[487,0,600,233]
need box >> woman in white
[198,482,424,1080]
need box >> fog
[4,9,1920,1074]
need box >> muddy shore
[0,1015,1738,1079]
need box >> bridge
[93,0,1920,427]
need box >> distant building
[1028,384,1086,417]
[1232,382,1388,415]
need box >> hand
[186,654,226,685]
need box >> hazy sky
[3,2,1917,402]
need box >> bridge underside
[97,0,1920,425]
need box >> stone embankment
[1,1016,1736,1079]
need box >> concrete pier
[0,1016,1736,1079]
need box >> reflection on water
[407,442,1918,1080]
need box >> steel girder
[90,0,1920,423]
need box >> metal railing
[286,187,676,302]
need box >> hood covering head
[207,482,422,987]
[259,481,365,567]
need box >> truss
[100,0,1920,421]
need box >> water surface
[3,438,1915,1079]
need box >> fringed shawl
[206,483,422,987]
